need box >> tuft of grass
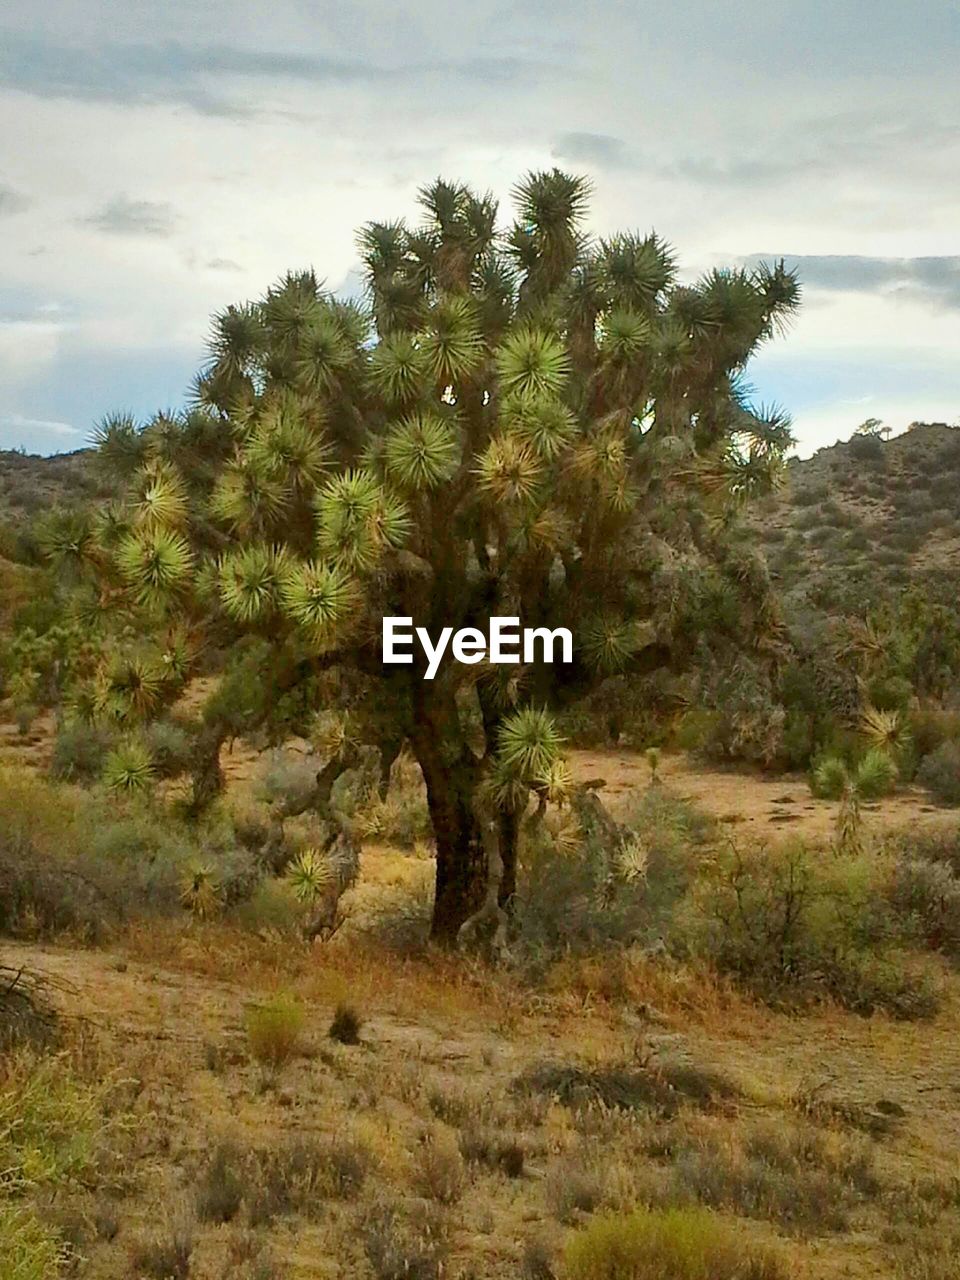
[129,1208,195,1280]
[0,1204,64,1280]
[244,995,305,1072]
[363,1201,448,1280]
[328,1002,362,1045]
[563,1206,786,1280]
[195,1140,245,1223]
[413,1129,465,1204]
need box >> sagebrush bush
[562,1206,786,1280]
[245,994,305,1071]
[678,842,940,1017]
[917,743,960,805]
[670,1119,878,1234]
[49,720,116,782]
[0,768,258,940]
[887,857,960,960]
[514,786,712,962]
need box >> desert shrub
[457,1126,525,1177]
[0,1204,64,1280]
[256,751,319,811]
[793,483,828,507]
[514,1057,737,1119]
[230,879,306,934]
[886,857,960,960]
[514,787,711,961]
[856,748,899,799]
[678,843,939,1017]
[0,1051,121,1194]
[249,1138,368,1223]
[544,1147,610,1221]
[328,1003,362,1045]
[848,433,884,463]
[0,966,59,1055]
[142,719,194,778]
[244,995,304,1071]
[49,721,116,782]
[810,749,898,801]
[900,827,960,876]
[669,1120,878,1235]
[0,769,258,940]
[562,1206,786,1280]
[811,753,848,799]
[917,743,960,805]
[910,706,960,760]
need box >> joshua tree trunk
[409,687,487,943]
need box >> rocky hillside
[0,447,107,524]
[754,422,960,614]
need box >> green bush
[887,856,960,959]
[514,786,712,962]
[0,768,257,940]
[856,748,899,799]
[49,721,116,783]
[678,843,940,1018]
[245,994,305,1071]
[142,719,194,778]
[811,754,848,799]
[917,743,960,805]
[562,1206,786,1280]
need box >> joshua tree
[66,171,799,942]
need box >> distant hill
[0,448,107,525]
[753,422,960,615]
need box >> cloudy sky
[1,0,958,457]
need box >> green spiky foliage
[102,738,156,792]
[82,170,799,940]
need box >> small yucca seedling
[245,994,305,1071]
[102,740,155,793]
[617,834,649,883]
[180,864,224,920]
[284,848,334,904]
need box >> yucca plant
[180,864,224,920]
[80,169,799,941]
[102,739,155,793]
[284,848,335,904]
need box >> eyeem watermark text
[383,616,573,680]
